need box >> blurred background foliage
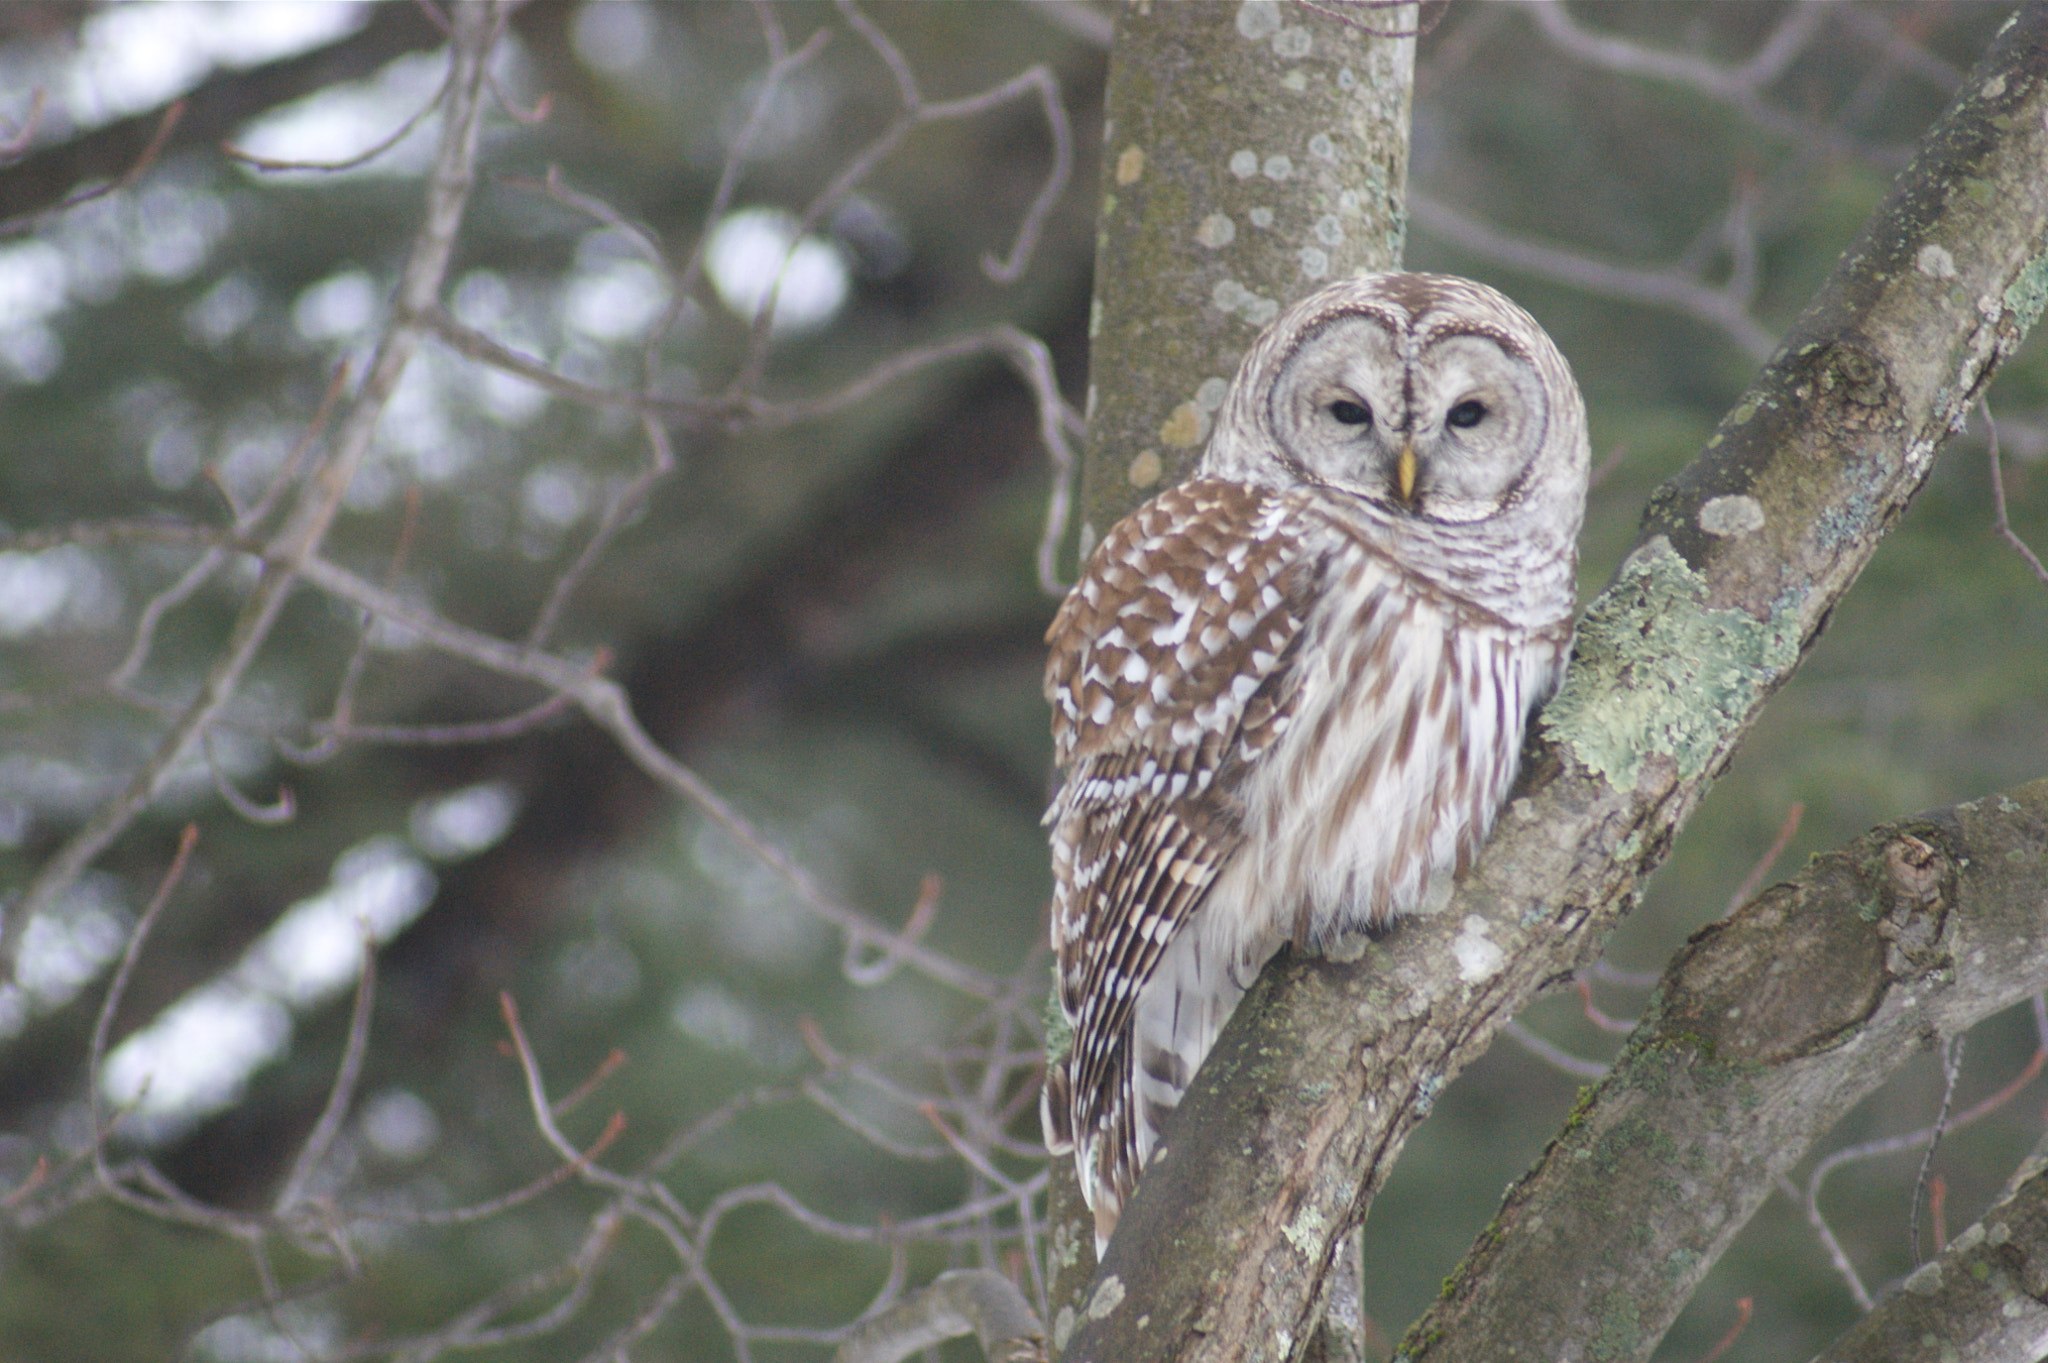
[0,3,2041,1361]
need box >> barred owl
[1041,272,1588,1252]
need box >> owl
[1041,272,1588,1253]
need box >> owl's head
[1201,272,1588,550]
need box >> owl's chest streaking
[1044,477,1571,970]
[1212,514,1567,957]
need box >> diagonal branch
[1059,6,2048,1359]
[1408,780,2048,1363]
[286,553,1009,1002]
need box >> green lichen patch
[2003,250,2048,332]
[1542,538,1802,793]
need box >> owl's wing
[1041,478,1319,1177]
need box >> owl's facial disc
[1403,332,1550,523]
[1264,315,1552,523]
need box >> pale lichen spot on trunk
[1697,495,1765,539]
[1540,537,1801,793]
[1453,914,1503,981]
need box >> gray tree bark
[1054,4,2048,1361]
[1406,781,2048,1363]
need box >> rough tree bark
[1407,781,2048,1363]
[1055,4,2048,1362]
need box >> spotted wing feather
[1041,478,1317,1225]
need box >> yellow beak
[1396,444,1418,503]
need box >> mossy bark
[1407,783,2048,1363]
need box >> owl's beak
[1396,444,1418,503]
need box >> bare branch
[273,939,376,1219]
[1524,1,1909,165]
[1723,799,1803,914]
[1407,783,2048,1362]
[1809,1131,2048,1363]
[1409,188,1778,360]
[0,98,184,239]
[1499,1020,1608,1081]
[834,1269,1046,1363]
[224,66,456,172]
[204,733,296,825]
[3,1,499,980]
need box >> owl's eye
[1446,399,1487,429]
[1328,399,1373,427]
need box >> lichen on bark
[1540,536,1802,793]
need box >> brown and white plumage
[1042,273,1588,1252]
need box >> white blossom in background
[571,0,655,77]
[0,546,123,637]
[0,240,69,383]
[291,268,379,343]
[360,1087,439,1163]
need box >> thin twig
[1725,801,1804,914]
[1909,1033,1966,1265]
[1778,1171,1873,1312]
[4,2,498,979]
[274,939,378,1218]
[1410,188,1778,360]
[663,23,834,374]
[0,99,185,239]
[1986,404,2048,585]
[1501,1020,1609,1080]
[293,552,1010,999]
[1694,1297,1753,1363]
[87,826,205,1214]
[1573,976,1636,1036]
[1525,0,1905,165]
[524,418,676,650]
[224,67,456,172]
[204,732,296,824]
[285,483,427,763]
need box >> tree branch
[1057,6,2048,1359]
[1,0,500,977]
[834,1268,1047,1363]
[1408,780,2048,1363]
